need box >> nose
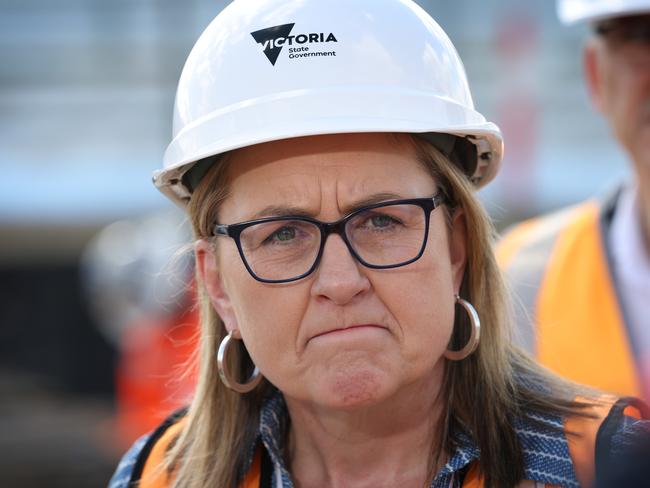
[310,234,371,304]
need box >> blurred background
[0,0,631,486]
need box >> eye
[265,225,297,244]
[354,211,404,232]
[370,214,398,228]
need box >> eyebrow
[251,205,313,220]
[340,192,406,214]
[249,192,406,220]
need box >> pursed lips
[307,324,389,343]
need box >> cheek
[373,243,457,359]
[401,273,455,341]
[225,272,310,377]
[606,61,648,113]
[606,71,650,150]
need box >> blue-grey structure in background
[0,0,629,225]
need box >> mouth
[309,324,388,342]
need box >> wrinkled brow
[250,192,406,220]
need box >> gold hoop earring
[444,295,481,361]
[217,331,263,393]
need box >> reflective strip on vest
[498,201,641,396]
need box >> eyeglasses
[212,194,447,283]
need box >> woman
[109,1,649,487]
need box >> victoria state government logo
[250,23,338,66]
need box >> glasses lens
[239,219,321,281]
[346,203,427,267]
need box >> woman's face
[197,133,467,410]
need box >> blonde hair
[164,135,593,488]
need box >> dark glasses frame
[212,193,448,283]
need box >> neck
[284,368,445,488]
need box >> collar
[246,390,579,487]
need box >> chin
[314,364,394,410]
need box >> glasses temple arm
[213,224,230,237]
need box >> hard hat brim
[558,1,650,25]
[154,87,503,207]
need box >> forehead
[222,133,436,208]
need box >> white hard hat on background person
[154,0,504,208]
[558,0,650,25]
[80,212,193,345]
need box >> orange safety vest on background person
[497,194,644,397]
[129,397,645,488]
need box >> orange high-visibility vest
[497,198,642,397]
[133,397,641,488]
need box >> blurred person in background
[107,1,650,487]
[81,213,198,448]
[498,0,650,399]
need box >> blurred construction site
[0,0,629,485]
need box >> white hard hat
[558,0,650,25]
[155,0,504,207]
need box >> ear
[194,239,241,337]
[584,41,605,113]
[448,208,467,294]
